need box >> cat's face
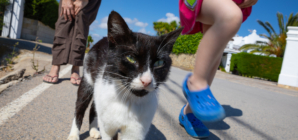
[104,11,182,97]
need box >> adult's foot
[70,66,81,86]
[43,65,60,83]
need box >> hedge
[172,32,202,55]
[24,0,59,29]
[230,52,283,82]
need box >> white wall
[21,18,55,43]
[1,0,25,39]
[278,27,298,87]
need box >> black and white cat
[67,11,182,140]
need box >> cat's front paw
[89,128,101,139]
[67,135,80,140]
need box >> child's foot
[179,105,209,138]
[43,65,60,84]
[182,73,225,122]
[71,66,81,86]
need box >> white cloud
[95,16,150,35]
[138,28,151,35]
[98,16,108,29]
[135,21,148,28]
[124,18,138,24]
[90,20,99,31]
[99,23,107,29]
[138,28,146,34]
[158,13,180,24]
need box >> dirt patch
[0,49,52,79]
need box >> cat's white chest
[93,75,158,139]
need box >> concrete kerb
[0,37,53,54]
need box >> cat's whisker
[104,71,132,79]
[115,84,129,100]
[120,84,129,103]
[121,87,131,103]
[125,86,133,101]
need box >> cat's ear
[107,11,132,45]
[158,27,183,53]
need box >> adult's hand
[238,0,258,8]
[60,0,75,21]
[73,0,89,15]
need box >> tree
[0,0,9,32]
[240,12,298,57]
[153,21,179,36]
[87,35,93,48]
[24,0,59,29]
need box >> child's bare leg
[198,24,222,85]
[184,0,243,114]
[208,57,222,85]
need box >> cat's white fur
[68,118,80,140]
[94,66,158,140]
[68,63,158,140]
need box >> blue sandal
[182,74,225,122]
[179,105,209,138]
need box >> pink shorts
[179,0,252,35]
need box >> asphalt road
[0,65,297,140]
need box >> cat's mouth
[130,89,149,97]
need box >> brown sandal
[43,75,59,84]
[70,77,82,86]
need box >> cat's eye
[126,55,136,64]
[154,60,164,68]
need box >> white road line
[0,65,72,126]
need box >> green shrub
[24,0,59,29]
[0,0,10,31]
[172,32,203,55]
[230,52,283,82]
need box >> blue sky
[58,0,298,43]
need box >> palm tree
[87,35,94,48]
[240,12,298,57]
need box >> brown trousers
[52,0,101,66]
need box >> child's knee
[223,7,242,26]
[218,6,243,32]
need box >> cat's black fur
[71,11,182,139]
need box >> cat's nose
[140,77,152,87]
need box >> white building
[1,0,25,39]
[1,0,55,43]
[222,30,269,72]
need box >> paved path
[0,66,297,140]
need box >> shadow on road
[169,79,182,88]
[205,105,242,130]
[162,83,187,105]
[145,124,167,140]
[55,78,71,84]
[79,131,89,140]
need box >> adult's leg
[43,0,75,83]
[69,0,102,85]
[184,0,243,114]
